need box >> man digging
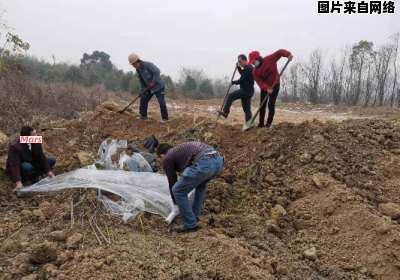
[248,49,293,128]
[218,54,255,122]
[128,53,169,122]
[157,141,224,233]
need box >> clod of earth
[378,203,400,220]
[29,241,58,264]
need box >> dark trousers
[20,157,56,182]
[259,84,280,126]
[223,89,254,122]
[139,87,169,120]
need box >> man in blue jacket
[128,53,169,122]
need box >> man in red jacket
[248,50,293,128]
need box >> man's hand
[15,181,23,191]
[267,88,273,94]
[288,54,294,61]
[148,82,155,88]
[47,171,55,178]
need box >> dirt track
[1,99,400,280]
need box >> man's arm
[272,49,293,62]
[162,156,178,204]
[233,66,252,85]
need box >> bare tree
[373,43,395,106]
[300,49,324,104]
[328,49,348,105]
[389,33,399,107]
[348,41,374,105]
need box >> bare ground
[1,99,400,280]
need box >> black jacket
[232,64,255,93]
[6,141,50,182]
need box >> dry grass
[0,75,132,136]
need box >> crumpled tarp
[20,139,174,223]
[21,168,172,222]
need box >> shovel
[118,87,151,114]
[213,64,238,125]
[242,60,291,131]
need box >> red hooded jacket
[253,49,292,92]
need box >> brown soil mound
[1,102,400,279]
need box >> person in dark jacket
[158,141,224,233]
[218,54,255,122]
[128,53,169,122]
[6,126,56,191]
[248,49,293,128]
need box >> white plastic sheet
[96,139,152,172]
[21,169,173,222]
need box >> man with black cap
[218,54,254,122]
[128,53,169,122]
[248,49,293,128]
[6,126,56,191]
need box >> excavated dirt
[1,100,400,280]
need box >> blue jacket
[136,61,165,94]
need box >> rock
[270,205,287,221]
[20,210,33,220]
[311,172,334,188]
[32,209,46,221]
[49,230,67,242]
[303,247,317,261]
[276,196,289,207]
[314,154,325,163]
[300,152,312,163]
[21,274,38,280]
[30,241,57,264]
[391,149,400,155]
[265,173,278,185]
[66,233,83,249]
[379,203,400,219]
[266,219,281,234]
[56,251,73,266]
[312,134,325,142]
[294,219,310,230]
[93,260,104,269]
[39,202,55,219]
[0,131,7,143]
[265,145,280,159]
[42,263,58,279]
[75,151,93,167]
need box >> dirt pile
[1,102,400,279]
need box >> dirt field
[1,98,400,280]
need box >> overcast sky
[1,0,399,79]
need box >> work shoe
[217,111,228,118]
[161,119,169,123]
[257,124,265,128]
[173,224,198,233]
[266,124,273,129]
[137,115,148,119]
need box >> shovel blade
[242,119,254,131]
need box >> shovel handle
[120,87,151,113]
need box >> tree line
[281,33,400,107]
